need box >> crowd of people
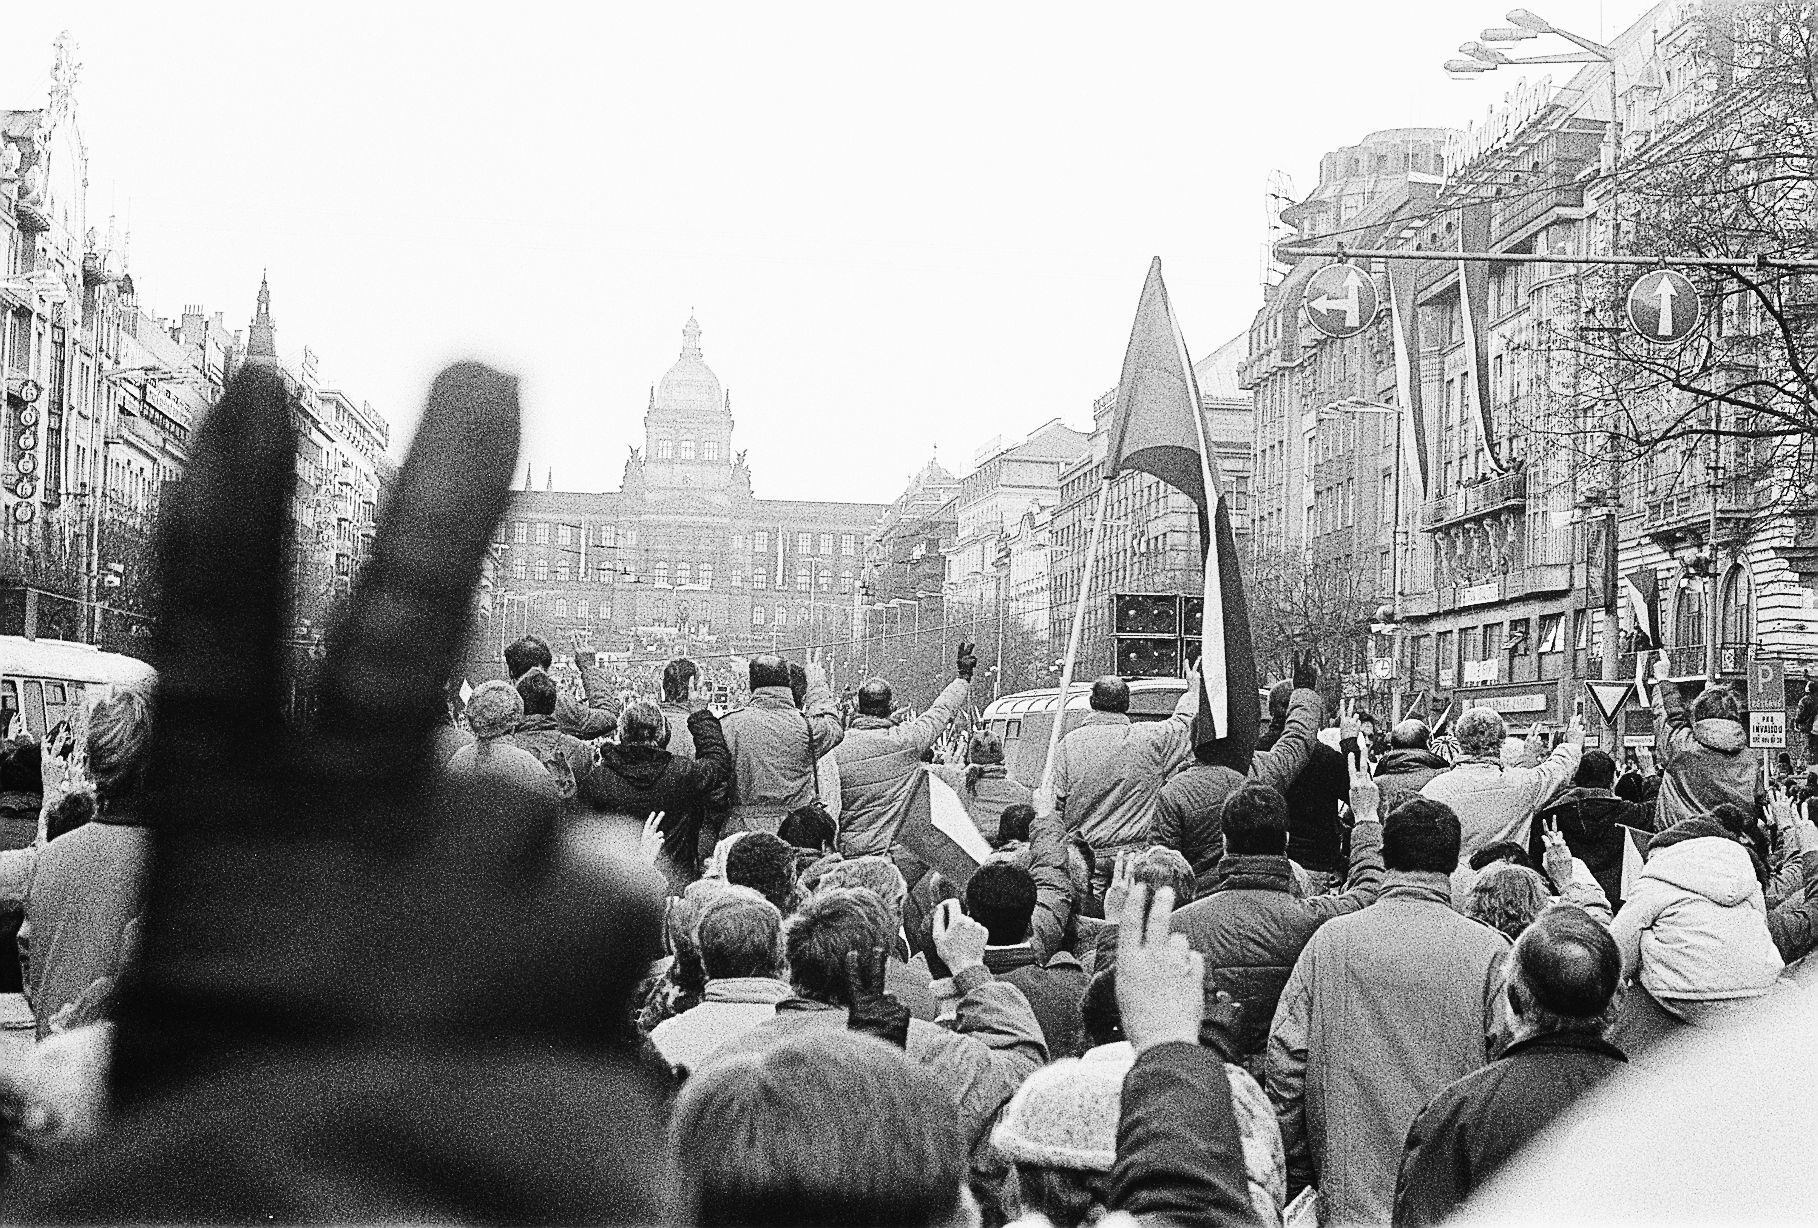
[3,364,1818,1224]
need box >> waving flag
[1457,203,1505,474]
[897,767,993,890]
[1387,257,1431,498]
[1105,259,1258,771]
[1624,567,1663,652]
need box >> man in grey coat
[720,654,844,835]
[835,643,975,857]
[1267,795,1509,1227]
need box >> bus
[0,636,154,740]
[978,679,1274,788]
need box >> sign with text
[1750,710,1787,750]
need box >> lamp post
[1321,397,1407,710]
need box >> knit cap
[465,680,523,739]
[989,1057,1123,1172]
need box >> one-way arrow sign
[1304,264,1380,339]
[1626,270,1700,345]
[1584,679,1636,725]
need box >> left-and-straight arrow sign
[1304,264,1380,338]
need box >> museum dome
[655,315,723,412]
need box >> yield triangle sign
[1584,680,1635,725]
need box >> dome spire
[681,312,702,359]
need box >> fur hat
[989,1057,1122,1172]
[465,680,523,740]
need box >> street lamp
[1445,9,1621,177]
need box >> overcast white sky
[8,1,1650,502]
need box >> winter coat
[1795,690,1818,740]
[1266,876,1508,1228]
[1053,686,1197,851]
[1393,1031,1627,1227]
[929,763,1031,844]
[647,976,792,1076]
[1420,740,1581,905]
[25,804,151,1039]
[1652,683,1762,831]
[1373,748,1450,816]
[508,716,600,806]
[554,693,616,742]
[1154,688,1324,892]
[1171,819,1384,1069]
[1612,820,1784,1004]
[580,710,733,887]
[719,679,843,834]
[447,738,559,798]
[1529,787,1653,910]
[657,702,697,761]
[702,967,1046,1158]
[834,677,971,857]
[982,944,1088,1059]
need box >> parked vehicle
[1,636,154,740]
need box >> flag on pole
[1457,204,1505,474]
[1624,567,1663,652]
[897,767,994,891]
[1387,257,1430,498]
[1105,258,1258,771]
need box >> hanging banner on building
[1387,257,1430,499]
[1456,203,1505,474]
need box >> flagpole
[1039,474,1114,804]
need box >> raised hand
[1292,650,1319,692]
[844,944,910,1049]
[1103,849,1138,924]
[955,641,978,681]
[931,897,988,976]
[638,812,666,865]
[1539,816,1573,892]
[1339,697,1361,745]
[1348,737,1381,824]
[49,364,673,1223]
[1115,882,1204,1054]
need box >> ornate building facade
[484,318,889,683]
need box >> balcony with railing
[1639,479,1756,551]
[1420,469,1529,532]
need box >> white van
[0,636,155,740]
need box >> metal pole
[1039,476,1113,802]
[1389,400,1406,716]
[994,570,1006,702]
[1273,245,1818,271]
[1706,404,1721,684]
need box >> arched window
[775,606,788,628]
[576,598,589,622]
[534,560,548,582]
[1673,570,1707,648]
[818,569,832,591]
[654,560,669,586]
[677,560,691,586]
[1718,565,1753,646]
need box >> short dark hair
[784,887,893,1006]
[696,889,785,981]
[1223,783,1289,857]
[857,679,893,718]
[1468,841,1534,872]
[1268,680,1293,720]
[1508,905,1621,1034]
[662,658,699,704]
[1088,677,1129,714]
[619,701,668,748]
[1355,708,1379,728]
[47,789,96,842]
[725,833,800,914]
[1382,797,1462,874]
[1574,749,1618,791]
[515,667,558,717]
[1389,719,1431,750]
[749,654,790,692]
[996,804,1035,847]
[966,862,1037,945]
[1132,845,1196,906]
[669,1032,967,1228]
[504,635,552,680]
[1081,969,1122,1048]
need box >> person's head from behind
[992,1058,1124,1228]
[670,1031,973,1228]
[1268,679,1293,723]
[1080,969,1122,1049]
[515,667,558,718]
[1506,905,1622,1038]
[88,686,153,803]
[1389,719,1431,751]
[1575,749,1618,791]
[1222,783,1289,857]
[1088,677,1129,715]
[619,700,669,749]
[1454,708,1507,761]
[1356,708,1380,739]
[725,832,800,914]
[662,657,699,705]
[784,887,893,1007]
[464,679,523,740]
[857,679,894,719]
[695,886,786,983]
[749,654,790,693]
[47,789,96,841]
[1383,797,1462,875]
[810,856,907,928]
[965,730,1004,767]
[965,862,1038,946]
[1692,684,1743,726]
[996,803,1035,848]
[1466,863,1551,942]
[504,634,552,681]
[1468,841,1533,872]
[1130,845,1195,906]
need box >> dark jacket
[1374,748,1450,816]
[508,716,599,807]
[1652,682,1763,831]
[983,944,1088,1059]
[1106,1042,1262,1228]
[1282,740,1349,875]
[1155,688,1324,892]
[1170,819,1384,1067]
[579,710,732,886]
[1529,787,1652,909]
[1393,1032,1628,1227]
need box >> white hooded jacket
[1611,832,1783,1003]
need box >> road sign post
[1304,264,1380,339]
[1584,679,1635,727]
[1625,270,1700,345]
[1750,711,1787,750]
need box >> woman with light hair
[1465,862,1552,943]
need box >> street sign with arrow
[1625,270,1700,345]
[1304,264,1380,339]
[1584,679,1636,726]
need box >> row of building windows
[652,439,722,462]
[506,522,861,557]
[508,556,859,591]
